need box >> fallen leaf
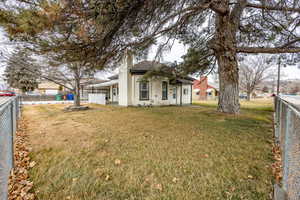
[172,177,179,183]
[29,161,36,168]
[155,183,163,191]
[8,119,35,200]
[114,159,121,165]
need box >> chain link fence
[0,97,21,200]
[274,96,300,200]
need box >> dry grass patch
[24,103,274,200]
[194,98,274,111]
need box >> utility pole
[277,57,281,96]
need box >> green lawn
[25,101,274,200]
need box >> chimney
[199,76,208,100]
[118,50,133,106]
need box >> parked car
[0,91,16,96]
[239,94,247,99]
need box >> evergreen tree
[4,49,39,93]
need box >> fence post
[10,101,14,169]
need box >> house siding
[119,53,133,106]
[130,75,191,106]
[117,53,192,106]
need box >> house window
[113,88,117,96]
[139,81,149,100]
[183,88,188,95]
[162,81,168,100]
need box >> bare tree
[239,55,273,101]
[0,47,96,107]
[290,84,300,94]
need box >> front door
[171,87,177,105]
[112,87,119,102]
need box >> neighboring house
[37,79,105,98]
[37,81,62,95]
[87,54,194,106]
[193,76,219,100]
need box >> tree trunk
[216,55,240,113]
[246,91,251,101]
[74,78,81,107]
[212,12,240,114]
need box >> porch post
[180,83,183,106]
[110,86,113,102]
[190,84,192,105]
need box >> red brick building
[193,76,219,100]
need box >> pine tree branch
[237,47,300,53]
[246,3,300,12]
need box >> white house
[88,54,194,106]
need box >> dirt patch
[24,105,97,151]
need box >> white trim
[87,80,118,88]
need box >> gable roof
[130,61,166,73]
[193,77,219,91]
[208,82,219,90]
[108,61,194,83]
[131,61,194,82]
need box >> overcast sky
[149,40,300,82]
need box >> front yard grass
[24,101,274,200]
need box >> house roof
[130,61,166,72]
[81,79,107,85]
[106,61,194,84]
[208,82,219,90]
[131,61,194,81]
[38,82,60,90]
[193,78,219,91]
[108,74,118,80]
[87,79,118,88]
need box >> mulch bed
[9,119,35,200]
